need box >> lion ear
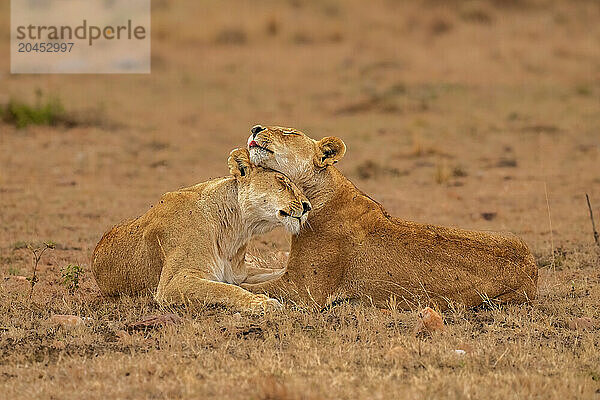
[228,148,254,179]
[314,137,346,168]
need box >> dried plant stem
[27,242,54,299]
[586,193,599,248]
[493,348,510,368]
[544,183,555,271]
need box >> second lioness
[91,149,310,312]
[243,125,538,310]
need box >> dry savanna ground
[1,0,599,398]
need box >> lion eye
[275,176,293,191]
[282,130,299,136]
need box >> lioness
[92,148,311,312]
[242,125,538,310]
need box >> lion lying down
[91,149,311,312]
[242,125,538,310]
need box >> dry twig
[26,242,55,299]
[585,194,599,248]
[544,183,555,270]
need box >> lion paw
[250,294,283,312]
[264,297,283,310]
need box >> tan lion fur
[91,149,310,312]
[242,126,538,310]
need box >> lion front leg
[243,266,287,284]
[241,273,314,307]
[155,268,281,313]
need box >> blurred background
[1,0,599,268]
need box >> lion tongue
[248,140,258,148]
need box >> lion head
[228,148,311,235]
[246,125,346,184]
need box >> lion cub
[91,149,311,312]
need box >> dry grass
[1,0,599,398]
[1,256,599,399]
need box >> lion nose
[302,201,312,215]
[251,125,265,138]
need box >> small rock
[115,330,131,341]
[387,345,409,361]
[454,349,466,356]
[127,313,181,331]
[496,158,517,168]
[481,212,497,221]
[413,307,445,335]
[50,314,85,327]
[455,343,473,353]
[11,276,28,282]
[51,339,66,350]
[568,317,598,331]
